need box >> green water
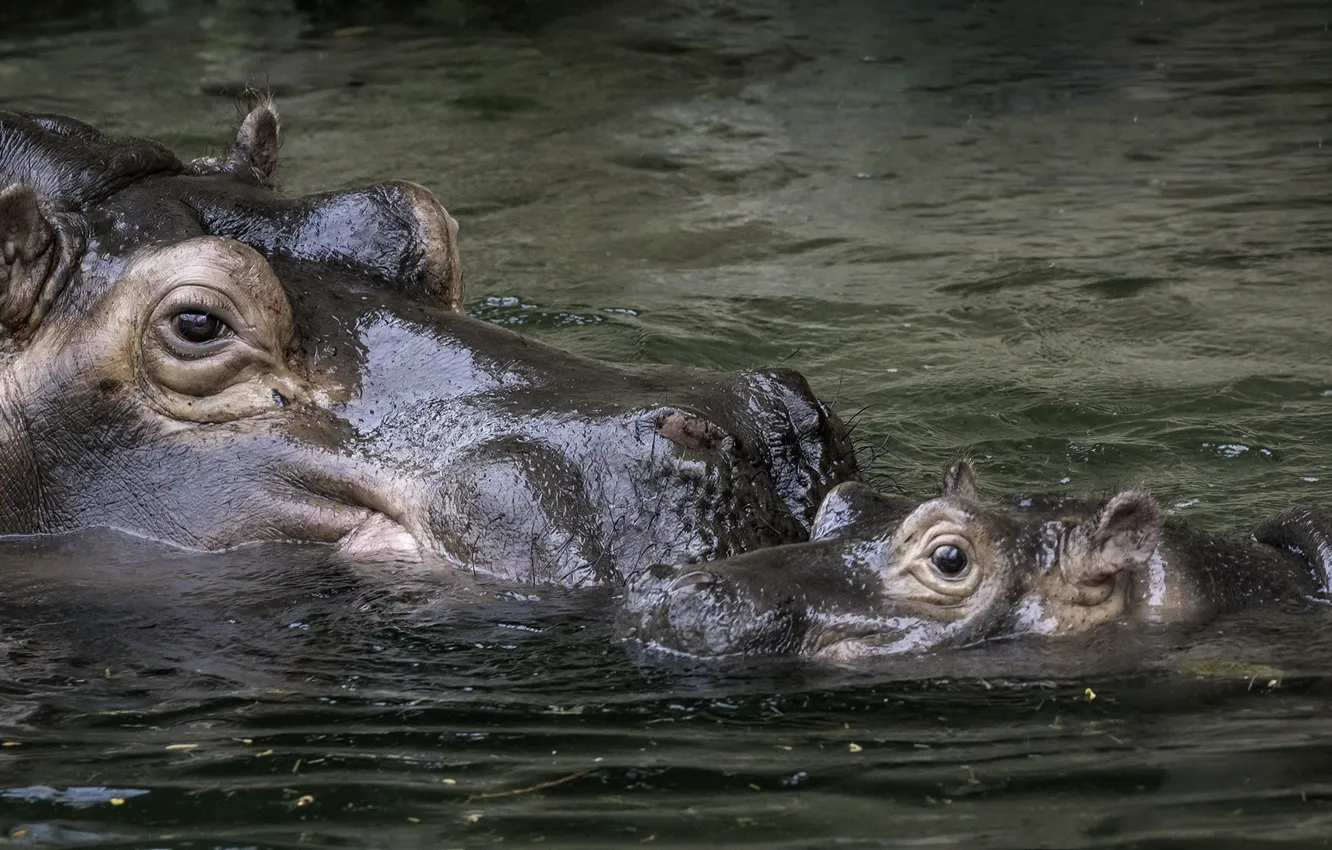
[2,0,1331,846]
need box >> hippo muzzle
[616,538,969,659]
[285,300,857,583]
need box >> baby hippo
[616,461,1332,660]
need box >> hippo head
[0,104,859,584]
[617,461,1168,658]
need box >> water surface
[1,0,1330,845]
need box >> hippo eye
[173,312,230,344]
[929,544,969,577]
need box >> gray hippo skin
[619,461,1330,659]
[0,103,858,584]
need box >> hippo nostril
[734,367,861,529]
[668,570,721,595]
[654,409,729,453]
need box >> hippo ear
[0,183,57,337]
[189,102,281,187]
[1068,491,1161,581]
[941,459,978,500]
[227,102,280,187]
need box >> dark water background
[2,0,1332,845]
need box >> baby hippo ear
[0,184,58,337]
[1069,491,1161,582]
[941,459,979,500]
[228,101,280,187]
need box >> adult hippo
[618,461,1332,658]
[0,103,858,584]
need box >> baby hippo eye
[173,312,229,344]
[929,544,969,577]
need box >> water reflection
[2,528,1331,845]
[3,0,608,35]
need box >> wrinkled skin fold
[618,461,1332,659]
[0,104,860,584]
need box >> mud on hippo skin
[0,103,860,584]
[618,460,1332,659]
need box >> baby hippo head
[619,462,1043,658]
[617,461,1169,660]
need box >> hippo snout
[731,368,859,529]
[618,562,807,658]
[645,364,858,532]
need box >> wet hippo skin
[619,461,1332,658]
[0,103,860,584]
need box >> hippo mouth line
[288,423,820,578]
[337,513,423,557]
[807,614,961,660]
[284,473,433,559]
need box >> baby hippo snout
[617,562,807,658]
